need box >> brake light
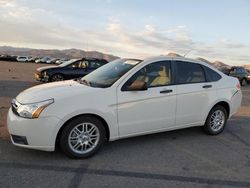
[236,82,241,91]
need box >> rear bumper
[7,108,63,151]
[230,90,242,117]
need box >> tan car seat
[150,66,170,86]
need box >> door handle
[160,89,173,94]
[202,85,212,89]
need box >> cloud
[0,0,15,7]
[219,39,250,49]
[0,2,249,65]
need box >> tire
[60,116,106,158]
[203,105,227,135]
[241,78,247,86]
[50,74,64,82]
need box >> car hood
[37,65,58,72]
[16,80,95,104]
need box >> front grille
[11,135,28,145]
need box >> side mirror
[128,80,147,91]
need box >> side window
[122,61,172,90]
[80,60,88,69]
[69,61,80,68]
[89,61,103,69]
[240,68,247,73]
[203,66,222,82]
[69,60,88,69]
[176,61,206,84]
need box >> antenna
[184,50,192,57]
[85,40,88,59]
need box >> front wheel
[60,116,106,158]
[203,105,227,135]
[50,74,64,82]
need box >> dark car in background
[247,69,250,83]
[35,58,108,82]
[0,55,17,61]
[228,66,248,86]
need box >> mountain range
[0,46,245,70]
[0,46,119,62]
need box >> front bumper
[7,108,63,151]
[34,73,49,82]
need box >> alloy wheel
[68,122,100,154]
[209,110,225,132]
[51,74,64,81]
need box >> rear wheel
[241,78,247,86]
[60,116,106,158]
[204,105,227,135]
[50,74,64,82]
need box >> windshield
[59,59,79,67]
[80,58,141,88]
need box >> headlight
[12,99,54,119]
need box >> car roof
[231,66,245,68]
[143,55,210,66]
[81,57,108,61]
[141,55,223,75]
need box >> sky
[0,0,250,65]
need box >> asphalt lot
[0,61,250,188]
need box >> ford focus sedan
[7,56,242,158]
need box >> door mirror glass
[128,80,147,91]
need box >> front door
[117,60,177,137]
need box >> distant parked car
[28,56,39,62]
[16,56,32,62]
[35,57,51,64]
[46,58,60,64]
[228,66,248,86]
[0,55,17,61]
[55,58,69,65]
[35,58,108,82]
[246,69,250,83]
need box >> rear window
[203,66,222,82]
[89,60,104,69]
[176,61,206,84]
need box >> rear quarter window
[203,65,222,82]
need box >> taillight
[236,82,241,90]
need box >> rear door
[174,61,217,126]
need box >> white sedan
[7,56,242,158]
